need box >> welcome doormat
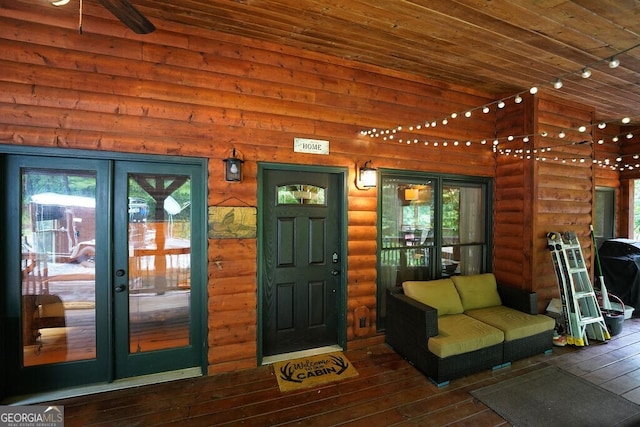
[273,351,359,392]
[471,365,640,427]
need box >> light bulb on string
[609,57,620,68]
[358,44,640,140]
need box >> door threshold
[2,367,202,406]
[262,345,343,365]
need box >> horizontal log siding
[0,9,497,373]
[493,97,529,289]
[534,97,596,305]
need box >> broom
[590,224,612,312]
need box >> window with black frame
[377,172,492,330]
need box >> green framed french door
[2,153,206,396]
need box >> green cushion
[452,273,502,311]
[403,279,464,316]
[427,314,504,358]
[465,305,555,341]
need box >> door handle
[115,284,127,293]
[331,269,340,276]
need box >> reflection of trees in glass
[23,171,95,200]
[442,186,459,239]
[22,171,96,226]
[128,178,191,222]
[277,185,325,205]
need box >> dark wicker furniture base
[385,285,553,386]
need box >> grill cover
[599,239,640,313]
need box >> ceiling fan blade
[97,0,155,34]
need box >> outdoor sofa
[385,273,555,386]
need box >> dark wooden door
[262,169,343,356]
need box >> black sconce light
[223,148,244,182]
[356,160,377,189]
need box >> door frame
[257,163,349,364]
[0,143,209,397]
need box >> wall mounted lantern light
[223,148,244,182]
[356,160,377,189]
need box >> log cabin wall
[532,96,598,306]
[0,8,499,373]
[493,93,623,312]
[493,95,530,288]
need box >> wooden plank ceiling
[26,0,640,125]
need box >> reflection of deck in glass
[22,238,192,366]
[129,238,191,294]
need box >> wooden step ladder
[547,231,610,346]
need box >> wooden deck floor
[43,318,640,426]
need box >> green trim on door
[0,146,208,397]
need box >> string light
[609,57,620,68]
[360,111,639,151]
[359,43,640,149]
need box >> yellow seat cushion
[451,273,502,311]
[427,314,504,358]
[403,279,464,316]
[465,305,555,341]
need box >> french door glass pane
[127,174,191,353]
[21,169,97,366]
